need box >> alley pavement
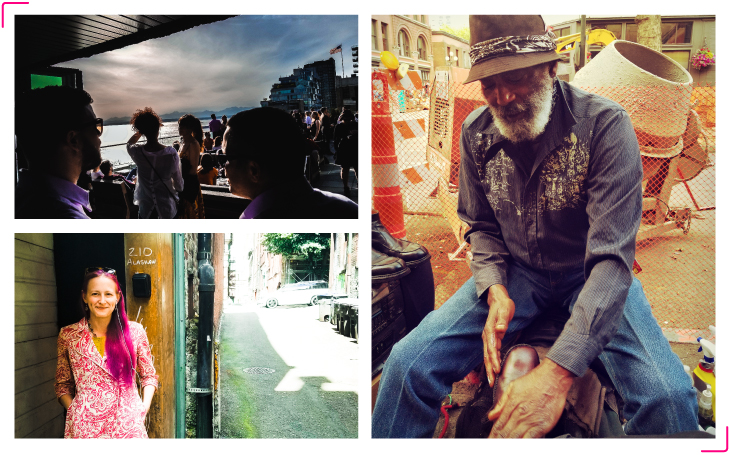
[220,301,358,438]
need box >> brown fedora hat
[464,15,563,84]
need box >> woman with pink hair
[55,267,158,438]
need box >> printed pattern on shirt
[539,132,591,213]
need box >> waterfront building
[261,67,321,112]
[335,74,358,112]
[304,58,337,110]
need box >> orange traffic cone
[372,70,406,238]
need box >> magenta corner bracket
[702,427,729,453]
[2,2,29,28]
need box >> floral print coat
[55,318,158,438]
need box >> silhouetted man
[222,107,358,219]
[15,86,103,218]
[209,114,222,139]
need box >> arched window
[397,29,410,57]
[417,36,427,60]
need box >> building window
[625,23,638,42]
[553,27,572,38]
[398,29,410,57]
[382,23,389,51]
[455,49,460,67]
[591,22,623,40]
[421,15,426,24]
[664,50,691,70]
[420,69,430,82]
[417,36,427,60]
[661,22,692,44]
[372,20,378,51]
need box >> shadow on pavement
[220,311,357,438]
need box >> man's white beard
[489,76,555,143]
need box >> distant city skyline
[56,15,357,119]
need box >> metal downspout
[173,234,186,438]
[196,234,215,438]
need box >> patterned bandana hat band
[470,32,557,67]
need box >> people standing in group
[310,111,322,141]
[197,153,219,186]
[305,111,312,130]
[203,132,214,151]
[293,111,306,135]
[220,115,228,133]
[334,109,358,196]
[15,86,102,218]
[209,114,222,140]
[126,107,183,219]
[222,107,358,219]
[211,136,222,152]
[99,160,133,184]
[178,114,205,219]
[320,107,333,141]
[87,165,104,181]
[319,107,335,159]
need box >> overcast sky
[57,15,357,119]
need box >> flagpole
[340,49,345,78]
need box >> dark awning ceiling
[16,15,236,71]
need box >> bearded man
[372,15,698,438]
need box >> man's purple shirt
[16,168,91,219]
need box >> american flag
[329,44,342,55]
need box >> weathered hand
[487,358,574,438]
[483,284,515,387]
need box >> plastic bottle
[699,385,713,427]
[694,338,716,422]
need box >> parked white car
[259,281,332,308]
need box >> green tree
[261,234,330,280]
[440,25,470,42]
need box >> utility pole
[579,15,587,70]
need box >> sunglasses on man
[75,118,104,135]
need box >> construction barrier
[371,74,715,340]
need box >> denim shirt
[458,79,643,376]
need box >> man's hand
[483,284,515,387]
[487,358,575,438]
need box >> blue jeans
[372,261,698,437]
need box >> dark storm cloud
[59,15,357,118]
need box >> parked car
[259,281,332,308]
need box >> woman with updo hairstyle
[177,114,205,219]
[126,107,184,218]
[55,267,158,438]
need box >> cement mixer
[572,40,711,241]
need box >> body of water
[101,121,209,168]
